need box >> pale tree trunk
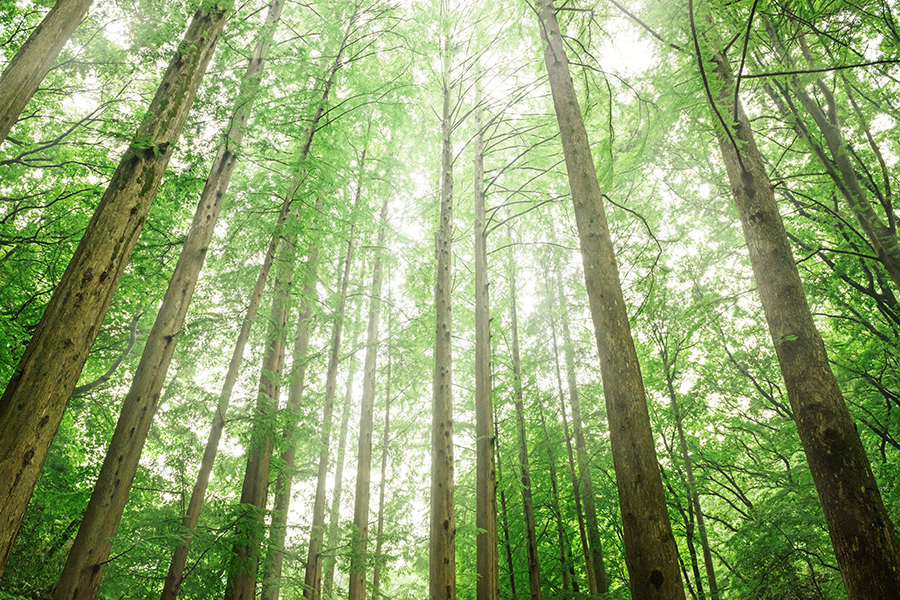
[506,241,542,600]
[494,434,518,600]
[544,264,591,594]
[0,0,93,147]
[303,137,369,599]
[156,2,286,594]
[372,298,392,599]
[0,1,228,579]
[430,26,456,600]
[474,98,500,600]
[323,312,363,595]
[348,194,389,600]
[693,8,900,596]
[537,401,573,594]
[535,2,685,597]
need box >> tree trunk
[495,435,518,600]
[537,400,572,594]
[348,194,389,600]
[507,242,542,600]
[694,9,900,596]
[0,1,228,579]
[430,29,456,600]
[474,97,500,600]
[372,301,392,599]
[323,314,362,595]
[0,0,94,147]
[535,2,686,597]
[157,3,286,594]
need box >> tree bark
[535,2,685,597]
[372,303,392,599]
[507,242,542,600]
[348,193,389,600]
[694,8,900,596]
[0,0,94,147]
[495,435,518,600]
[0,1,228,580]
[430,29,456,600]
[537,400,572,594]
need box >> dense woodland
[1,0,900,598]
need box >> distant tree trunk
[0,0,94,147]
[474,98,500,600]
[0,1,228,579]
[372,302,392,599]
[537,400,572,594]
[430,29,456,600]
[694,8,900,596]
[157,2,286,594]
[535,2,685,597]
[507,242,542,600]
[495,434,518,600]
[303,137,368,598]
[323,314,362,594]
[348,194,389,600]
[544,265,591,594]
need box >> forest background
[1,0,898,599]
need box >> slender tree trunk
[323,314,362,595]
[507,242,542,600]
[495,434,518,600]
[372,301,392,599]
[157,3,286,594]
[535,2,685,597]
[0,1,228,580]
[474,98,499,600]
[544,266,591,594]
[694,9,900,596]
[303,138,369,598]
[348,194,389,600]
[537,400,571,594]
[0,0,94,147]
[430,28,456,600]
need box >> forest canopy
[1,0,900,599]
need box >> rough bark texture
[696,18,900,596]
[474,104,500,600]
[0,0,94,147]
[507,247,542,600]
[157,3,285,594]
[0,2,227,580]
[348,194,389,600]
[430,33,456,600]
[536,2,685,598]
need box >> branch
[72,312,142,397]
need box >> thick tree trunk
[302,183,364,600]
[372,306,392,599]
[0,2,228,579]
[535,2,685,598]
[157,3,286,594]
[694,12,900,596]
[430,31,456,600]
[348,194,389,600]
[0,0,94,147]
[323,315,362,595]
[474,101,500,600]
[507,245,542,600]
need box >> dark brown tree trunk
[507,242,542,600]
[0,1,228,580]
[430,30,456,600]
[348,194,389,600]
[694,8,900,596]
[158,3,286,594]
[535,2,685,597]
[474,99,500,600]
[0,0,94,147]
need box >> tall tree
[691,3,900,596]
[0,0,94,147]
[0,0,229,578]
[372,292,393,600]
[533,1,686,598]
